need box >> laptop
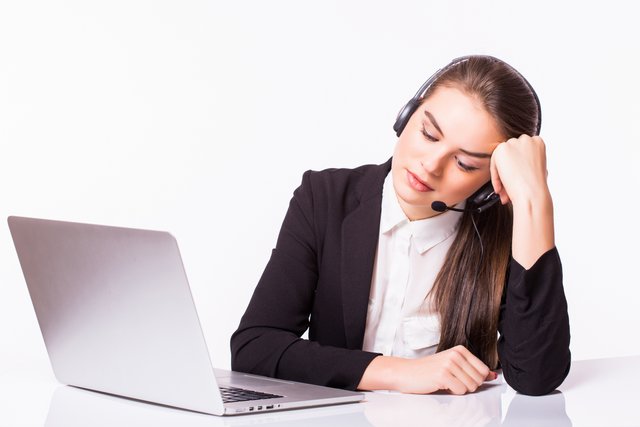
[8,216,364,416]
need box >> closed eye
[455,156,478,172]
[422,122,480,172]
[421,125,438,142]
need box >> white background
[1,0,638,384]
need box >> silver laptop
[8,216,364,416]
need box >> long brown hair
[425,57,540,368]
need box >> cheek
[445,172,488,200]
[393,136,412,160]
[395,129,427,157]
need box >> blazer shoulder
[302,159,392,203]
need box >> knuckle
[453,345,468,356]
[443,358,455,371]
[459,385,470,395]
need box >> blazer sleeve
[497,247,571,395]
[230,170,380,390]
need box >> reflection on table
[363,383,570,427]
[4,356,639,427]
[43,376,571,427]
[45,385,371,427]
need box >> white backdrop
[1,0,638,381]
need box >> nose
[420,145,448,177]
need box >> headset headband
[393,55,542,137]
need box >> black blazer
[231,158,570,396]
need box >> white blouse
[362,172,463,358]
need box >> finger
[452,346,491,381]
[489,151,503,195]
[490,145,512,205]
[442,371,469,395]
[448,357,483,392]
[448,349,485,387]
[499,189,510,205]
[489,146,506,193]
[486,371,498,381]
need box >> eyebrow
[423,110,444,136]
[423,109,492,159]
[459,148,492,159]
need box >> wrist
[510,186,553,215]
[511,188,555,269]
[358,355,407,391]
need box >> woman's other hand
[358,345,497,395]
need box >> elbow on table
[503,358,571,396]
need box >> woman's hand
[489,134,550,207]
[489,134,555,269]
[358,345,497,395]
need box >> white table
[1,356,638,426]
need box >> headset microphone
[431,195,500,214]
[431,201,450,212]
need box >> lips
[406,170,434,192]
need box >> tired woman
[231,55,570,396]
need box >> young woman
[230,55,570,396]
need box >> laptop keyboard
[219,386,284,403]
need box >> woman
[230,55,570,396]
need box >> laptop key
[219,386,283,403]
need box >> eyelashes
[421,125,438,142]
[455,156,478,172]
[420,124,479,172]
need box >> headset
[393,55,542,214]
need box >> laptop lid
[8,216,225,415]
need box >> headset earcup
[393,99,420,137]
[470,182,495,205]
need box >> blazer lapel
[341,158,391,350]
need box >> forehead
[420,85,504,152]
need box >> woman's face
[391,85,505,220]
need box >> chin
[398,188,434,208]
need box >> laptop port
[249,407,254,411]
[266,405,274,409]
[257,406,262,410]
